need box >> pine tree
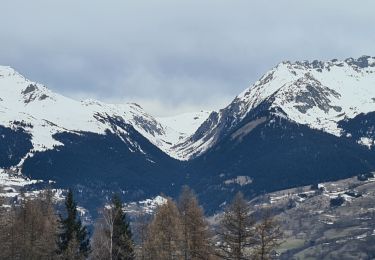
[61,232,85,260]
[111,194,135,259]
[216,192,255,260]
[59,189,90,258]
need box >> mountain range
[1,56,375,214]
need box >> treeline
[0,187,283,260]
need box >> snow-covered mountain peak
[3,56,374,161]
[236,56,375,129]
[267,57,375,135]
[0,65,19,77]
[279,55,375,72]
[0,66,201,160]
[175,56,375,159]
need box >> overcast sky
[1,1,374,116]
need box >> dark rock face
[290,76,342,114]
[132,115,165,137]
[345,56,375,68]
[21,84,38,95]
[295,56,375,70]
[21,84,51,104]
[39,94,49,101]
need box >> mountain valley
[1,56,375,216]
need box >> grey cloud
[1,0,374,116]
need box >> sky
[1,1,374,116]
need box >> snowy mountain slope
[176,56,375,159]
[156,111,211,141]
[0,65,185,160]
[2,56,375,214]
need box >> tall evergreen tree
[59,189,90,258]
[111,194,135,260]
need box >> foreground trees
[143,198,184,259]
[0,190,59,259]
[0,187,283,260]
[59,189,90,259]
[140,187,215,260]
[91,194,135,260]
[178,186,213,260]
[138,188,284,260]
[111,194,135,259]
[253,210,283,260]
[217,192,283,260]
[217,192,255,260]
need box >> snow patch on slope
[156,111,211,140]
[124,195,167,214]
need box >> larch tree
[216,192,255,260]
[133,211,151,260]
[29,189,59,259]
[178,186,214,260]
[0,194,20,259]
[144,198,183,260]
[0,189,59,260]
[253,208,283,260]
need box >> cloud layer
[1,1,374,116]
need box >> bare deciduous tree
[91,194,134,260]
[253,209,283,260]
[133,211,151,260]
[91,207,115,260]
[144,198,183,260]
[0,189,59,260]
[216,192,255,260]
[178,186,215,260]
